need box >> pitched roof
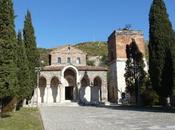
[50,45,86,55]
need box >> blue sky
[13,0,175,48]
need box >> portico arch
[63,66,78,101]
[61,65,79,83]
[39,77,46,103]
[91,76,102,103]
[80,72,90,103]
[50,77,59,103]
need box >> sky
[13,0,175,48]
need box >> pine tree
[149,0,174,105]
[23,11,39,99]
[16,31,31,99]
[0,0,18,100]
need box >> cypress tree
[0,0,18,100]
[23,11,39,99]
[172,32,175,98]
[124,39,146,104]
[124,45,135,97]
[16,31,30,99]
[149,0,174,105]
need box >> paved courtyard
[40,106,175,130]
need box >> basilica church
[32,45,108,105]
[32,29,146,105]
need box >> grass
[0,108,44,130]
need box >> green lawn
[0,108,44,130]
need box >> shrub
[87,60,95,66]
[2,97,17,112]
[141,88,159,106]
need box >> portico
[34,65,107,104]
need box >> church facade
[32,45,108,105]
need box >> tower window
[67,57,71,64]
[57,57,61,64]
[77,57,81,64]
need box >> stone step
[39,102,80,107]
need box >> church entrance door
[64,67,78,101]
[65,86,73,100]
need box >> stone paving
[39,106,175,130]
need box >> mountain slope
[74,41,108,57]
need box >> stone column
[46,77,51,104]
[77,82,81,102]
[60,83,64,103]
[101,82,108,102]
[101,72,108,103]
[36,87,40,104]
[58,84,62,103]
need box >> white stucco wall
[116,59,127,103]
[108,57,149,104]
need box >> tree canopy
[23,11,39,98]
[124,39,146,104]
[0,0,18,98]
[16,31,31,99]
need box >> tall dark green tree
[149,0,174,105]
[0,0,18,100]
[124,39,146,104]
[124,44,135,97]
[16,31,30,99]
[23,11,39,98]
[173,32,175,95]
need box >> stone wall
[108,32,117,63]
[116,30,145,58]
[108,62,118,103]
[108,30,145,60]
[50,45,87,66]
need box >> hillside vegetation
[38,48,50,66]
[74,41,108,56]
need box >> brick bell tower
[108,29,145,103]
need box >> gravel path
[40,106,175,130]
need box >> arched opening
[50,77,59,103]
[64,68,77,101]
[39,77,46,103]
[80,72,90,103]
[91,77,102,103]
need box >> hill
[38,48,50,66]
[74,41,108,56]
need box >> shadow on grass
[96,105,175,113]
[0,112,11,118]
